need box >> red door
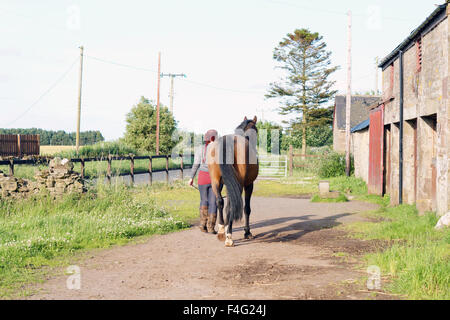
[368,105,384,195]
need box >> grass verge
[0,182,193,298]
[311,193,348,203]
[345,204,450,299]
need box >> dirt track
[27,197,394,300]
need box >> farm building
[351,119,370,184]
[367,2,449,215]
[332,95,381,153]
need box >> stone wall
[351,128,369,184]
[380,11,449,214]
[0,158,85,199]
[0,172,40,199]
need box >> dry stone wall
[0,158,86,199]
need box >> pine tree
[266,28,338,156]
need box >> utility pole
[345,10,352,177]
[375,56,379,94]
[256,107,266,122]
[160,73,186,113]
[76,46,84,155]
[156,52,161,155]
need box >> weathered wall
[352,129,369,184]
[333,129,346,153]
[381,14,449,214]
[416,116,436,212]
[403,120,417,205]
[390,123,400,206]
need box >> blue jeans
[198,184,217,215]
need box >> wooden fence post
[107,155,112,184]
[130,155,135,185]
[148,156,153,185]
[9,159,14,177]
[289,145,293,177]
[165,155,169,184]
[81,158,85,179]
[180,154,184,180]
[17,134,21,158]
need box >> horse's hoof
[217,233,226,241]
[244,232,254,240]
[225,239,234,247]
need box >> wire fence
[0,154,193,185]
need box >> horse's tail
[218,135,243,223]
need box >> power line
[86,54,265,95]
[86,55,158,73]
[3,57,79,127]
[181,78,264,94]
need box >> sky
[0,0,441,141]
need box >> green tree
[0,128,104,145]
[266,28,338,156]
[124,96,178,154]
[256,120,283,153]
[281,125,332,150]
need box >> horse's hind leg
[244,183,254,239]
[213,181,225,241]
[225,202,234,247]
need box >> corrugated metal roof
[379,3,447,69]
[351,119,369,133]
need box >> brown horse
[207,116,259,247]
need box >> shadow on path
[233,213,352,246]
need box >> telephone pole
[160,73,186,113]
[76,46,84,155]
[156,52,161,155]
[345,10,352,177]
[256,107,266,122]
[375,56,379,94]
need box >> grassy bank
[0,182,191,298]
[253,171,369,199]
[345,204,450,300]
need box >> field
[40,145,75,156]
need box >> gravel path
[26,196,395,300]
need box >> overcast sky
[0,0,439,141]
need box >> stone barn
[333,95,381,153]
[369,2,449,215]
[351,119,370,184]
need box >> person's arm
[189,147,201,185]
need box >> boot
[199,206,208,233]
[207,214,217,234]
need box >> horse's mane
[235,119,257,135]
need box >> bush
[318,152,354,178]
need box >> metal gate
[258,154,287,178]
[368,105,384,195]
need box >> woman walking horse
[207,116,259,247]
